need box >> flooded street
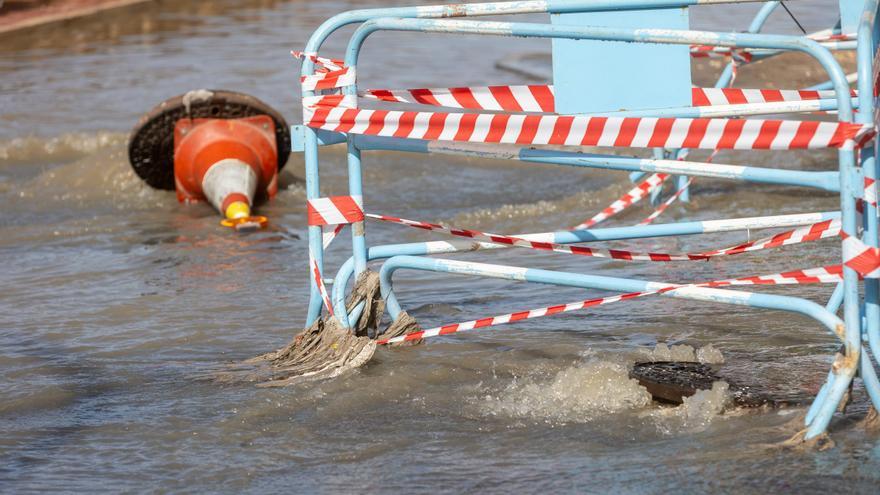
[2,0,880,492]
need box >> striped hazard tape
[366,213,841,263]
[633,150,720,226]
[360,85,851,113]
[865,177,878,207]
[638,178,693,226]
[572,150,714,230]
[293,51,355,91]
[296,52,874,152]
[571,173,668,230]
[689,31,855,60]
[367,212,707,261]
[307,195,364,316]
[307,195,364,226]
[377,265,845,344]
[310,253,334,316]
[842,232,880,278]
[292,51,345,71]
[322,223,345,249]
[301,67,356,91]
[304,105,873,151]
[696,218,841,257]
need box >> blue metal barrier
[293,0,880,440]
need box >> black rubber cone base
[127,89,290,190]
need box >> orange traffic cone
[173,116,277,230]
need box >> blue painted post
[855,0,880,412]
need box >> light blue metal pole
[378,254,845,335]
[855,0,880,412]
[345,135,843,191]
[343,113,369,278]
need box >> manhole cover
[128,89,290,190]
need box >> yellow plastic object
[224,201,251,220]
[220,215,268,231]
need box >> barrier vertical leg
[861,142,880,411]
[347,139,368,277]
[856,8,880,412]
[863,144,879,357]
[806,147,862,439]
[650,148,665,205]
[305,127,327,326]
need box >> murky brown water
[2,0,880,492]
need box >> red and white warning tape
[307,195,364,226]
[362,85,556,112]
[368,208,878,283]
[689,45,751,59]
[696,218,841,257]
[865,177,878,208]
[633,150,721,226]
[377,265,845,344]
[571,173,668,230]
[304,105,873,151]
[359,85,851,113]
[301,67,356,91]
[306,195,365,315]
[291,51,346,71]
[638,178,692,225]
[293,51,354,91]
[367,212,707,261]
[842,232,880,278]
[299,196,872,335]
[366,213,841,263]
[573,150,713,230]
[310,253,335,316]
[322,223,345,249]
[691,87,852,107]
[689,32,855,60]
[296,52,874,152]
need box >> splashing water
[681,381,731,427]
[639,342,726,365]
[480,361,653,424]
[695,344,726,365]
[0,132,126,164]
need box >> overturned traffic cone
[128,89,290,230]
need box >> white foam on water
[0,132,126,165]
[642,381,732,434]
[17,144,169,211]
[639,342,725,365]
[695,344,725,365]
[479,360,652,424]
[478,344,731,430]
[680,381,731,427]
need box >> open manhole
[128,89,291,191]
[630,361,808,408]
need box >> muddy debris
[227,270,422,386]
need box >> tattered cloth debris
[237,271,421,386]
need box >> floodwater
[2,0,879,492]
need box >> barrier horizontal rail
[365,213,841,262]
[378,265,844,345]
